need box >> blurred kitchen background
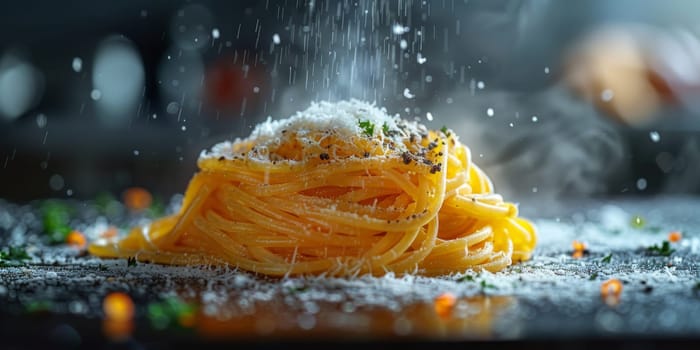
[3,0,700,205]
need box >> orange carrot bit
[103,292,135,322]
[668,231,682,243]
[100,226,118,239]
[600,278,623,306]
[123,187,152,212]
[66,230,87,250]
[572,250,584,259]
[572,240,587,252]
[434,292,457,318]
[102,318,133,341]
[601,278,623,297]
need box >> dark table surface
[1,195,699,349]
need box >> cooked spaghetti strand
[89,100,537,277]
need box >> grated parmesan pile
[200,100,433,162]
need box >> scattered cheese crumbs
[669,231,682,243]
[433,292,457,318]
[200,100,434,163]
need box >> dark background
[2,0,700,204]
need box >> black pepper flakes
[430,163,442,174]
[363,152,370,158]
[320,153,330,160]
[401,152,413,164]
[218,156,225,161]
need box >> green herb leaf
[25,300,53,313]
[287,286,309,294]
[147,297,197,330]
[601,253,612,263]
[693,282,700,292]
[0,246,31,261]
[589,272,599,280]
[127,256,137,267]
[630,215,645,229]
[358,120,374,137]
[382,122,390,135]
[41,201,72,244]
[457,275,475,282]
[646,240,675,256]
[147,197,166,218]
[480,280,497,290]
[440,125,451,137]
[94,192,117,214]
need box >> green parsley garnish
[382,122,390,135]
[693,282,700,292]
[630,215,645,229]
[440,125,451,136]
[41,201,72,244]
[147,297,197,330]
[25,300,53,313]
[646,240,675,256]
[457,275,475,282]
[287,286,309,294]
[358,120,374,137]
[0,246,31,262]
[601,253,612,263]
[480,280,497,291]
[94,192,116,214]
[147,196,166,218]
[589,272,599,280]
[127,256,137,267]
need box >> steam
[425,86,630,203]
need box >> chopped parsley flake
[457,275,475,282]
[358,120,374,137]
[382,122,390,135]
[601,253,612,263]
[480,280,497,290]
[630,215,645,229]
[147,297,197,330]
[147,197,166,219]
[41,201,72,245]
[0,246,31,262]
[25,300,53,313]
[440,125,451,136]
[646,240,675,256]
[287,286,309,294]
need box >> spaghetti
[89,100,536,276]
